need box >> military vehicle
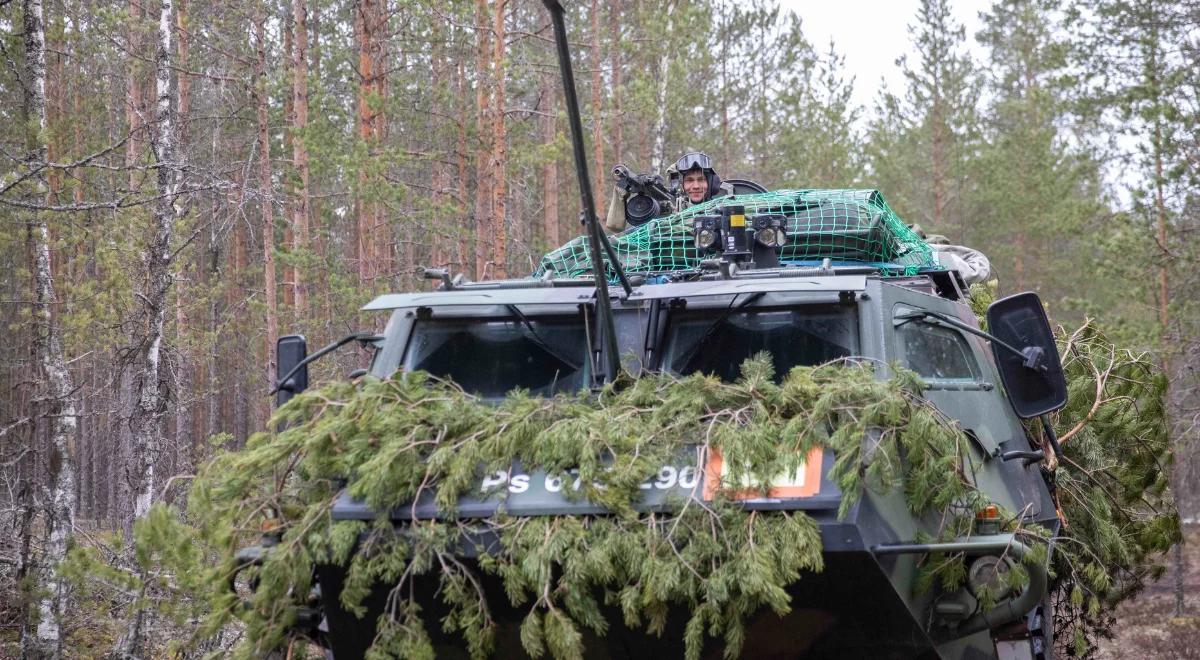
[246,2,1070,658]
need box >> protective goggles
[674,152,712,172]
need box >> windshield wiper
[670,292,764,372]
[505,304,581,371]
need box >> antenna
[542,0,626,384]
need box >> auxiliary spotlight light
[691,203,787,269]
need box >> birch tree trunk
[116,0,177,653]
[650,1,674,173]
[20,1,78,655]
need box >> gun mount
[612,163,679,226]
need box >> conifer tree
[866,0,979,239]
[970,0,1104,297]
[774,42,862,188]
[1072,0,1200,619]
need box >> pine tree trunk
[126,0,144,191]
[473,0,491,279]
[256,8,278,398]
[456,60,470,274]
[355,0,374,284]
[282,15,295,310]
[430,21,447,269]
[1146,25,1184,617]
[609,0,622,166]
[20,2,78,656]
[590,0,604,203]
[292,0,310,316]
[540,74,559,248]
[490,0,508,279]
[931,93,946,231]
[369,0,390,284]
[719,0,729,167]
[174,0,192,480]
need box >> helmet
[673,151,714,173]
[668,151,722,204]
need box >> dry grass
[1095,523,1200,660]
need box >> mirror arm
[269,331,377,396]
[897,311,1027,362]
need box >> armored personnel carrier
[248,3,1070,658]
[265,198,1066,659]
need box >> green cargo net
[535,189,937,279]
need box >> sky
[778,0,990,110]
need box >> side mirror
[276,335,309,408]
[986,293,1067,419]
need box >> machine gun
[612,164,678,227]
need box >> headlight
[752,214,787,249]
[693,216,720,249]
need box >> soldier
[606,151,731,232]
[667,151,726,205]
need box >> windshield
[661,304,859,381]
[402,314,590,398]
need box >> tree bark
[490,0,508,279]
[20,1,78,656]
[126,0,145,191]
[430,20,447,270]
[540,74,560,248]
[650,1,674,173]
[355,0,374,284]
[292,0,310,315]
[282,12,295,309]
[456,59,471,274]
[173,0,192,481]
[609,0,622,167]
[256,7,278,400]
[473,0,491,279]
[590,0,604,202]
[369,0,390,283]
[931,92,947,232]
[1148,31,1184,617]
[115,0,177,654]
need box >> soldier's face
[683,170,708,203]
